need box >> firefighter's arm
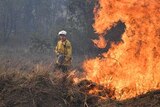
[65,42,72,61]
[55,42,59,55]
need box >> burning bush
[83,0,160,100]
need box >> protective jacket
[55,39,72,66]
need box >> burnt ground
[0,68,160,107]
[0,69,105,107]
[98,90,160,107]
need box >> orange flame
[83,0,160,100]
[92,35,107,48]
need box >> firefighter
[54,30,72,72]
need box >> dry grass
[0,69,94,107]
[0,46,160,107]
[1,68,160,107]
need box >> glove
[65,56,71,62]
[57,52,63,57]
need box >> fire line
[83,0,160,100]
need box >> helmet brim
[59,34,67,36]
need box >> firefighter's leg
[61,65,68,72]
[54,63,62,71]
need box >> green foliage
[29,33,52,54]
[67,0,97,55]
[0,0,97,55]
[67,0,96,34]
[0,0,68,42]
